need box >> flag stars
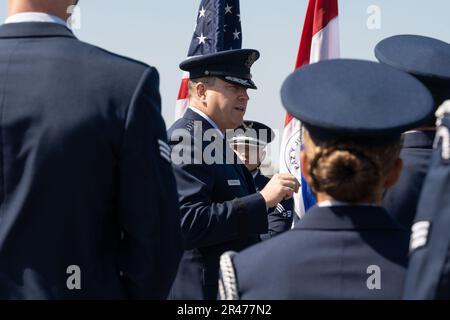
[199,6,206,18]
[197,33,207,44]
[224,24,227,32]
[233,29,241,40]
[225,3,233,14]
[237,14,241,22]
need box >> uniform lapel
[183,108,256,193]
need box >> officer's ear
[195,82,207,102]
[384,158,403,189]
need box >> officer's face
[205,78,249,130]
[231,143,265,171]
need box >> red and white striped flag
[175,71,190,120]
[279,0,340,219]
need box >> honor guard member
[219,59,434,300]
[376,35,450,230]
[229,121,294,240]
[168,49,300,300]
[0,0,183,299]
[404,101,450,299]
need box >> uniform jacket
[0,22,182,299]
[221,205,409,299]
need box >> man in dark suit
[376,35,450,231]
[229,120,294,240]
[167,49,299,300]
[0,0,182,299]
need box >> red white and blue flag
[175,0,242,120]
[279,0,340,219]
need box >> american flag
[175,0,242,120]
[279,0,340,220]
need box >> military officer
[219,59,434,299]
[167,49,300,300]
[229,120,294,240]
[376,35,450,230]
[403,100,450,299]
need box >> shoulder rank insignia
[158,139,171,163]
[410,220,431,253]
[185,120,195,132]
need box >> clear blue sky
[1,0,450,166]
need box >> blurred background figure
[229,120,294,240]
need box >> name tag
[228,179,241,186]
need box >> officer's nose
[239,88,250,101]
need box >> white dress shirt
[5,12,68,27]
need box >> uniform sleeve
[118,67,183,299]
[260,198,294,241]
[169,133,268,250]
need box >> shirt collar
[318,200,377,207]
[5,12,68,28]
[188,106,223,138]
[295,205,406,231]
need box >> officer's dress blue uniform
[253,170,293,240]
[404,105,450,299]
[168,108,268,299]
[226,205,409,299]
[0,21,182,299]
[383,130,435,229]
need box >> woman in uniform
[219,59,434,299]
